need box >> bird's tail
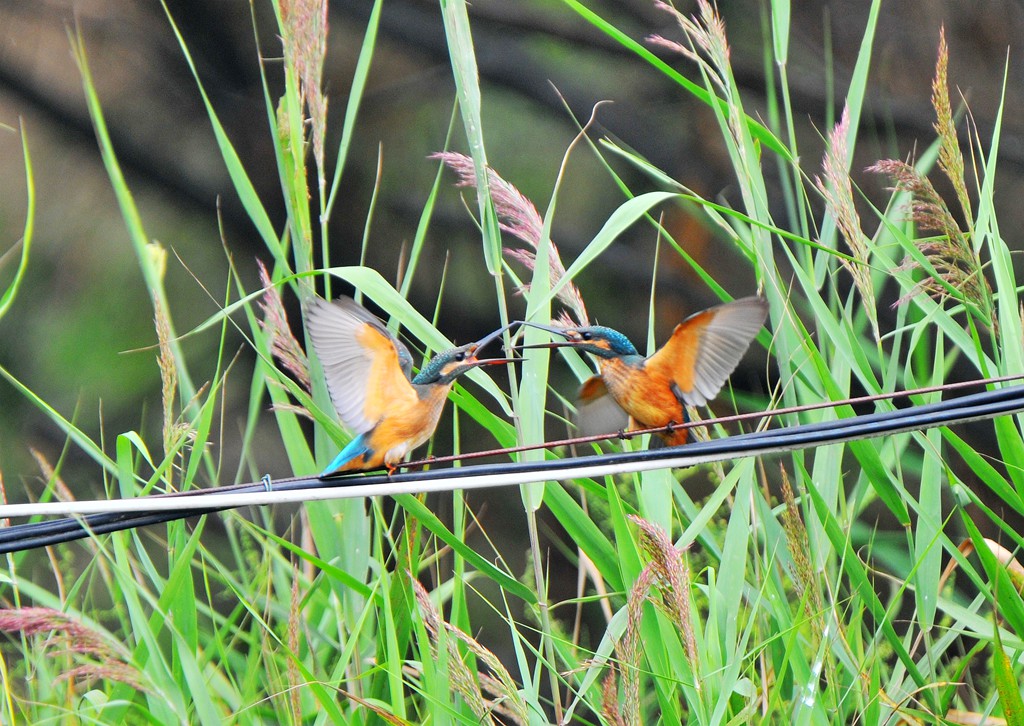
[321,434,372,476]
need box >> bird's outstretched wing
[305,296,419,434]
[645,296,768,407]
[575,375,631,437]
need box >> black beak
[508,319,574,351]
[472,321,518,352]
[515,320,570,336]
[511,342,574,351]
[463,322,522,364]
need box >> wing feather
[304,296,418,434]
[645,296,767,407]
[574,375,631,437]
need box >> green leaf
[324,0,384,220]
[0,124,34,322]
[440,0,501,273]
[0,363,118,478]
[540,192,680,313]
[543,483,622,592]
[993,614,1024,726]
[800,462,932,699]
[558,0,788,160]
[962,513,1024,639]
[159,1,284,264]
[394,493,536,603]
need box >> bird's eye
[454,352,466,362]
[581,331,593,341]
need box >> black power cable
[2,383,1023,554]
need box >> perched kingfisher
[305,296,516,475]
[520,296,768,447]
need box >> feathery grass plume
[154,296,179,463]
[779,467,843,706]
[649,0,748,160]
[815,107,879,341]
[868,158,993,320]
[30,447,74,503]
[0,607,144,690]
[258,260,311,392]
[603,518,703,722]
[153,309,202,483]
[779,467,819,615]
[603,565,656,726]
[932,27,972,233]
[648,0,729,95]
[779,468,829,654]
[280,0,328,173]
[629,515,698,674]
[411,577,528,725]
[868,31,994,325]
[432,151,589,326]
[287,564,302,725]
[600,673,626,726]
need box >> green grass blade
[801,463,931,698]
[540,191,679,312]
[70,32,198,403]
[542,484,622,592]
[325,0,384,219]
[440,0,501,273]
[159,1,283,263]
[962,513,1024,636]
[0,124,34,321]
[0,363,118,478]
[394,493,535,604]
[993,618,1024,726]
[558,0,788,160]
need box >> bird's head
[514,321,638,359]
[413,323,519,385]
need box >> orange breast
[600,358,686,442]
[342,383,450,471]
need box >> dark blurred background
[1,0,1022,519]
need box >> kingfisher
[305,296,516,475]
[519,296,768,447]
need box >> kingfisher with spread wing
[305,296,515,474]
[519,297,768,446]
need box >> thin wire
[5,378,1023,519]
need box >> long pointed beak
[471,356,522,367]
[471,322,518,352]
[515,320,570,337]
[508,320,575,352]
[461,322,522,367]
[510,341,574,351]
